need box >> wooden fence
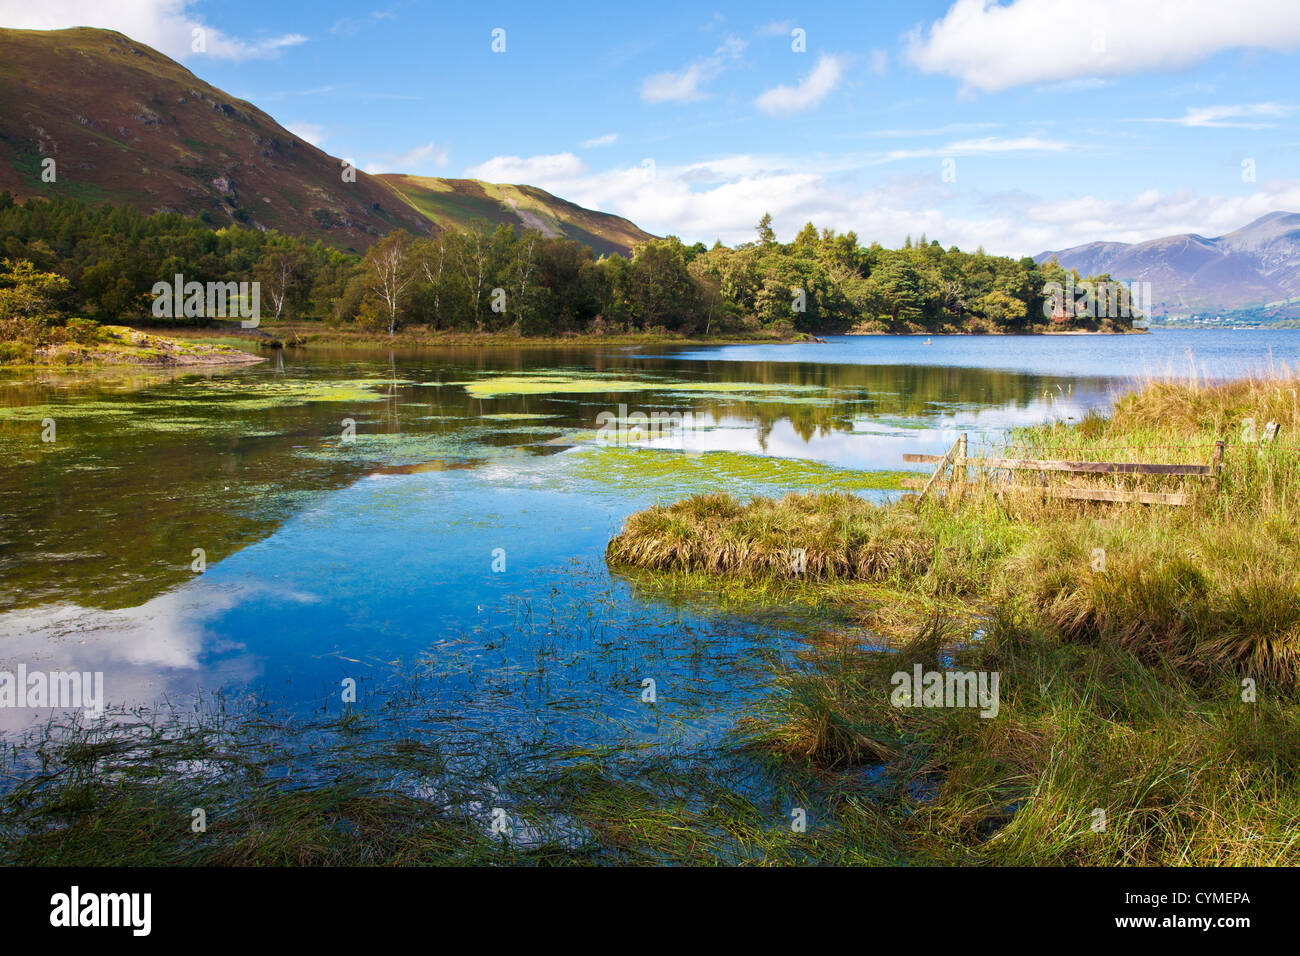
[900,433,1225,507]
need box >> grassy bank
[3,325,267,368]
[605,373,1300,864]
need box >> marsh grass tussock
[607,491,936,582]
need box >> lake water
[2,328,1298,769]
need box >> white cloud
[908,0,1300,94]
[451,150,945,248]
[581,133,618,148]
[363,142,450,175]
[876,136,1069,163]
[1022,182,1300,249]
[464,152,587,183]
[0,0,307,61]
[755,53,847,116]
[641,63,712,104]
[286,121,326,147]
[641,35,745,103]
[0,583,318,730]
[457,145,1300,259]
[1140,103,1299,129]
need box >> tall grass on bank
[752,608,1300,865]
[602,373,1300,865]
[1012,511,1300,684]
[607,373,1300,686]
[1005,373,1300,516]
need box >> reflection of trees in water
[433,349,1117,446]
[457,356,1107,447]
[0,388,383,612]
[638,357,1103,404]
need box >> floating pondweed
[568,445,914,497]
[453,372,825,399]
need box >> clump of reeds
[749,606,1300,865]
[1009,510,1300,685]
[606,491,935,581]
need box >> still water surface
[1,329,1297,751]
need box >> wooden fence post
[1212,439,1225,490]
[954,433,968,498]
[914,437,961,506]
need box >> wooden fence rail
[901,434,1225,507]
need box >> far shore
[162,323,810,351]
[10,326,268,369]
[4,321,1152,370]
[161,320,1148,353]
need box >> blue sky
[6,0,1300,254]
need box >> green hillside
[0,27,656,257]
[0,27,434,252]
[381,175,655,258]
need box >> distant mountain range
[1035,212,1300,317]
[0,27,654,256]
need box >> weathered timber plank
[1045,487,1190,506]
[915,439,961,505]
[959,456,1214,477]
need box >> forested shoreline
[0,193,1137,360]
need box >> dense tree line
[0,192,1136,345]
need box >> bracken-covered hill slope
[0,27,657,257]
